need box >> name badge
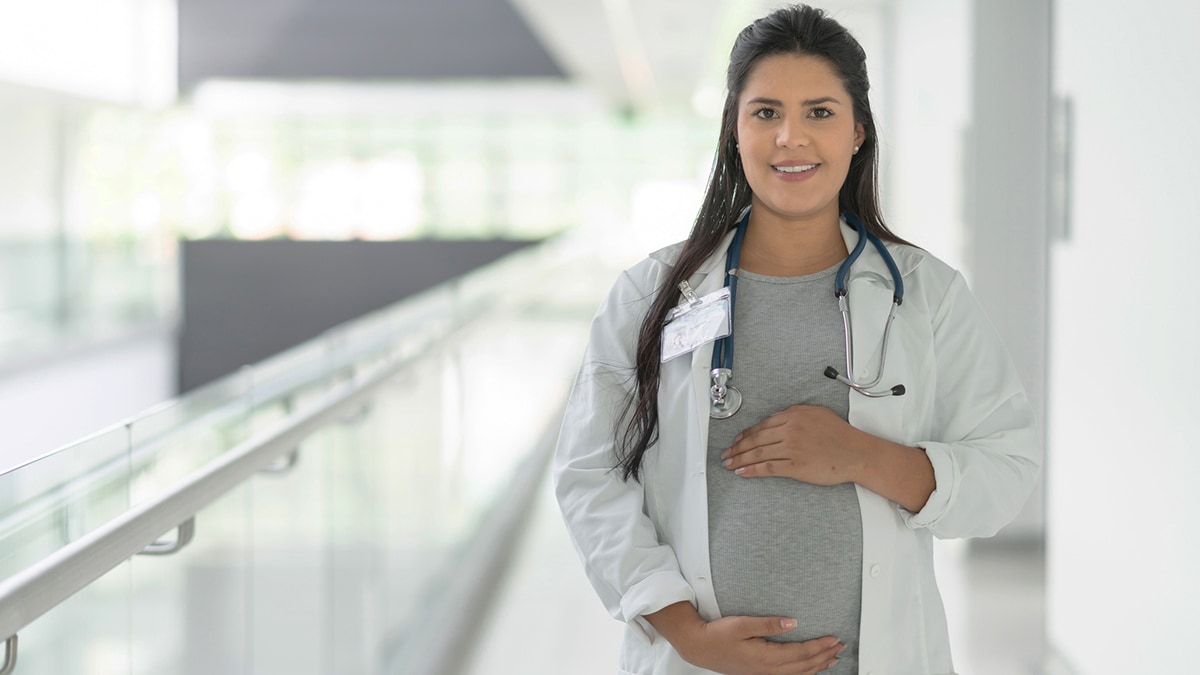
[661,282,731,363]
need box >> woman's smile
[771,161,820,181]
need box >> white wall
[1046,1,1200,672]
[0,328,176,472]
[0,0,176,106]
[0,87,63,238]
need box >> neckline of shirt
[736,259,844,285]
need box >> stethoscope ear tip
[823,366,839,380]
[890,385,906,396]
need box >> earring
[853,145,860,154]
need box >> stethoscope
[708,210,906,420]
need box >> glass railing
[0,237,176,365]
[0,231,619,675]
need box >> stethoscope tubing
[706,210,906,417]
[710,212,749,374]
[834,214,904,395]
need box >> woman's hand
[645,602,843,675]
[721,404,936,512]
[720,405,860,485]
[679,617,844,675]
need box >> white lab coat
[553,220,1041,675]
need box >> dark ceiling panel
[179,0,566,91]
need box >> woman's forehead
[739,53,848,102]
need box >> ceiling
[179,0,889,113]
[512,0,891,112]
[177,0,566,91]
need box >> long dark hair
[615,4,910,481]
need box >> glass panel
[248,338,328,407]
[0,240,58,357]
[129,482,252,675]
[372,357,454,669]
[126,369,252,508]
[12,560,132,674]
[249,427,331,674]
[0,427,130,581]
[327,412,383,675]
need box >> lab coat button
[869,564,881,578]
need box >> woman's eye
[810,107,834,119]
[753,108,778,120]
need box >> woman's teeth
[773,164,817,173]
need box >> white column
[964,0,1053,538]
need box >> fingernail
[836,643,847,655]
[781,619,797,629]
[826,659,838,670]
[721,450,730,459]
[723,458,732,467]
[734,467,746,475]
[823,637,840,648]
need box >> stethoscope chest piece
[709,368,742,419]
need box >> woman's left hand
[721,405,862,486]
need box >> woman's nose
[776,119,810,148]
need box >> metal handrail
[0,292,462,603]
[0,331,438,644]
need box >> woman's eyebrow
[744,95,844,107]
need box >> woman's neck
[737,208,848,277]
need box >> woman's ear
[854,122,866,149]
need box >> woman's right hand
[645,602,844,675]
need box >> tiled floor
[461,475,1046,675]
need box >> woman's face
[735,53,865,226]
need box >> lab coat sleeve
[903,271,1042,538]
[552,267,696,638]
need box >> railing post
[260,448,300,475]
[1,634,17,675]
[138,518,195,556]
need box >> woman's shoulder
[874,239,968,318]
[647,239,687,267]
[883,240,958,285]
[615,239,687,291]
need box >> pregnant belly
[707,475,864,644]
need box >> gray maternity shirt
[706,262,862,674]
